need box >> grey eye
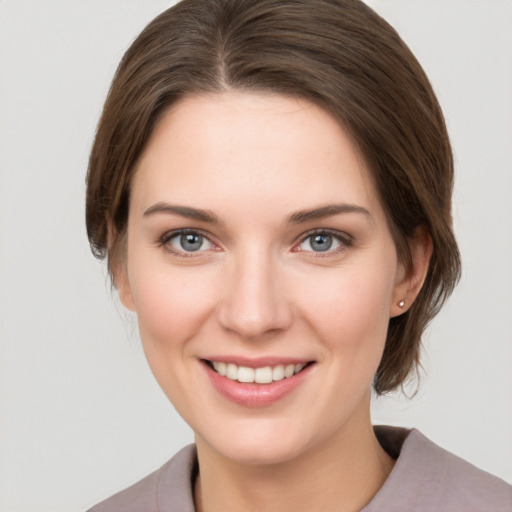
[169,232,212,252]
[309,234,333,252]
[180,233,203,251]
[298,233,343,253]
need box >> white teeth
[226,363,238,380]
[284,364,295,378]
[272,365,285,381]
[217,362,227,376]
[211,361,308,383]
[237,366,255,383]
[255,366,273,384]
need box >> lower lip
[203,362,313,407]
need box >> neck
[194,409,394,512]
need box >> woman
[85,0,512,510]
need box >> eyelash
[158,228,217,257]
[157,228,353,257]
[295,229,353,257]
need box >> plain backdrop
[0,1,511,511]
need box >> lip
[201,358,315,407]
[203,355,312,368]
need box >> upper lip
[201,356,314,368]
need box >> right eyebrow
[286,203,372,224]
[143,202,222,224]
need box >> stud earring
[398,300,405,308]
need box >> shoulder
[407,428,512,511]
[86,444,197,512]
[367,426,512,512]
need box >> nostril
[216,270,293,338]
[217,303,294,340]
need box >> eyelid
[294,228,354,253]
[157,227,353,256]
[158,228,220,256]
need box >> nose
[217,248,293,340]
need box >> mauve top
[88,426,512,512]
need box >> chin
[209,440,307,467]
[195,419,320,466]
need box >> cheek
[128,260,218,353]
[296,256,396,362]
[126,261,219,414]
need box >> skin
[116,92,431,512]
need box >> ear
[113,259,136,312]
[390,226,433,317]
[108,223,136,312]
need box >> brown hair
[86,0,461,394]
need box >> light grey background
[0,1,510,511]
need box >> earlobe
[115,262,136,312]
[390,226,433,317]
[108,223,136,312]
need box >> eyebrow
[143,202,221,224]
[287,203,372,224]
[143,202,371,225]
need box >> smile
[203,358,315,407]
[210,361,307,384]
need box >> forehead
[131,92,383,219]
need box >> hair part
[86,0,461,394]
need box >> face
[118,92,410,465]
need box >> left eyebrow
[286,203,372,224]
[143,202,222,224]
